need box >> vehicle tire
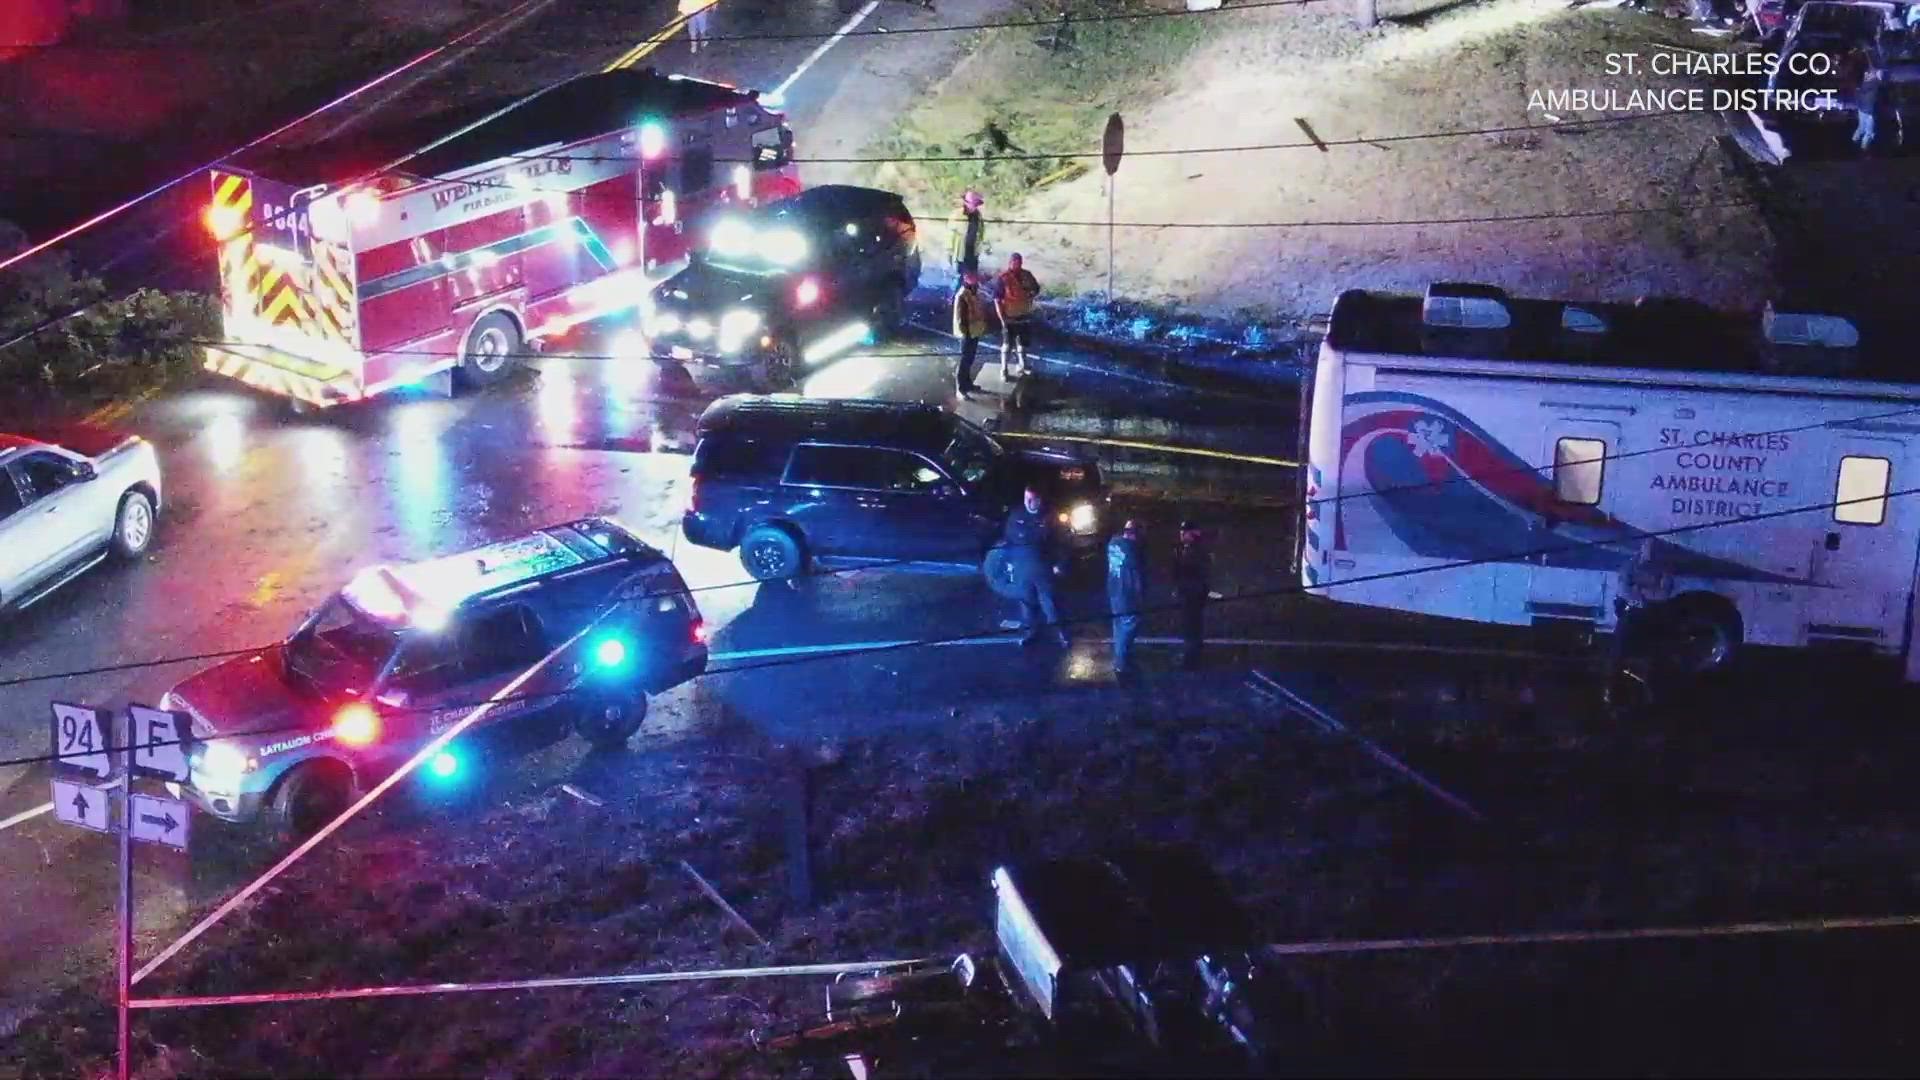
[761,338,799,392]
[574,691,647,752]
[740,524,806,582]
[110,490,155,559]
[982,545,1023,601]
[1665,594,1742,674]
[268,760,355,845]
[454,312,523,391]
[874,286,905,337]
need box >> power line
[8,477,1918,772]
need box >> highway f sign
[51,702,116,780]
[52,779,112,832]
[128,704,193,783]
[130,794,190,851]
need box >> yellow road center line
[995,429,1297,468]
[606,13,693,72]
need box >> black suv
[682,395,1110,583]
[645,185,921,389]
[160,519,707,840]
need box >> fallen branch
[679,859,771,949]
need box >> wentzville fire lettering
[430,158,576,212]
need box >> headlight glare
[1068,503,1098,535]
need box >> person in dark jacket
[1106,519,1146,679]
[1002,486,1069,648]
[1172,520,1211,669]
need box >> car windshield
[283,596,399,696]
[943,418,1004,486]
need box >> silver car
[0,431,163,611]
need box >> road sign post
[1101,112,1124,301]
[47,702,195,1080]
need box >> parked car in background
[0,429,163,613]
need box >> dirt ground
[10,652,1920,1077]
[865,0,1774,321]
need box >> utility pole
[1355,0,1378,28]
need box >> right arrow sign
[129,794,190,851]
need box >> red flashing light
[691,619,708,644]
[333,704,380,746]
[204,204,242,242]
[795,277,822,309]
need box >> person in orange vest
[952,272,991,397]
[992,253,1041,381]
[680,0,718,53]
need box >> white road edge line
[0,774,126,834]
[764,0,882,106]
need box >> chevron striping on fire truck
[202,68,800,408]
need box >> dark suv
[645,185,921,389]
[160,519,707,840]
[682,395,1110,583]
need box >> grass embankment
[12,660,1920,1075]
[862,0,1214,218]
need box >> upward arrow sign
[71,790,90,817]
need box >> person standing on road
[952,271,991,397]
[1107,519,1146,679]
[947,190,987,282]
[1604,536,1675,705]
[994,253,1041,381]
[1172,519,1212,669]
[680,0,718,53]
[1002,486,1070,649]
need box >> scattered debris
[559,784,605,808]
[679,859,770,949]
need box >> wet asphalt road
[0,319,1300,999]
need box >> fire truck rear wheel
[456,312,523,390]
[269,759,355,844]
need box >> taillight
[332,704,380,746]
[795,277,822,308]
[691,619,708,644]
[687,476,702,513]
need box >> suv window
[694,436,789,480]
[0,473,21,520]
[784,444,895,489]
[15,452,78,503]
[385,605,548,695]
[462,606,549,681]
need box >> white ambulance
[1298,283,1920,678]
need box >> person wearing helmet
[952,271,991,397]
[1172,519,1212,669]
[1107,519,1147,680]
[947,189,987,282]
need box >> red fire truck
[202,68,800,408]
